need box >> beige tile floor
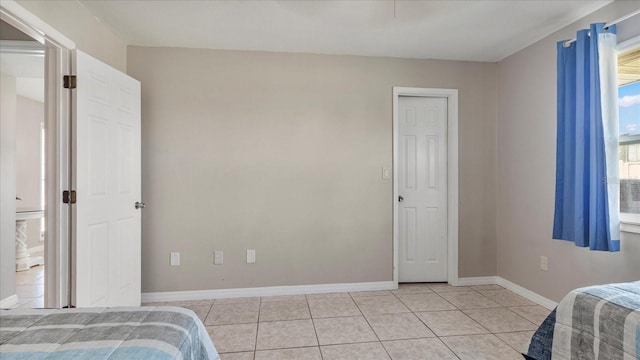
[11,265,44,309]
[146,283,550,360]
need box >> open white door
[73,50,141,307]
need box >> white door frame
[0,0,75,308]
[393,87,459,287]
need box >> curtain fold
[553,23,620,252]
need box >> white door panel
[398,96,447,282]
[74,50,141,307]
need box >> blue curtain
[553,23,620,252]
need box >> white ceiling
[81,0,612,62]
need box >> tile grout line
[254,296,262,353]
[408,288,464,360]
[458,306,538,333]
[435,333,464,360]
[202,302,214,327]
[349,291,392,360]
[434,285,487,358]
[306,295,324,360]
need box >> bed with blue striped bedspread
[525,281,640,360]
[0,306,219,359]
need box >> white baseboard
[456,276,499,286]
[0,294,18,309]
[27,244,44,256]
[496,278,558,310]
[142,281,396,303]
[457,276,557,310]
[143,276,559,310]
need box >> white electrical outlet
[214,251,223,265]
[170,252,180,266]
[540,256,548,271]
[247,249,256,263]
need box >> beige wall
[128,46,498,293]
[0,73,17,301]
[497,1,640,302]
[15,0,127,72]
[16,95,44,249]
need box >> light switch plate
[247,249,256,263]
[170,252,180,266]
[214,251,223,265]
[382,167,392,179]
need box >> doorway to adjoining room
[1,19,46,309]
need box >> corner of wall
[493,0,640,301]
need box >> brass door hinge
[63,75,77,89]
[63,190,76,204]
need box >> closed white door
[73,50,141,307]
[398,96,447,283]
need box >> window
[618,40,640,224]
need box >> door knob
[135,201,146,209]
[398,196,404,202]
